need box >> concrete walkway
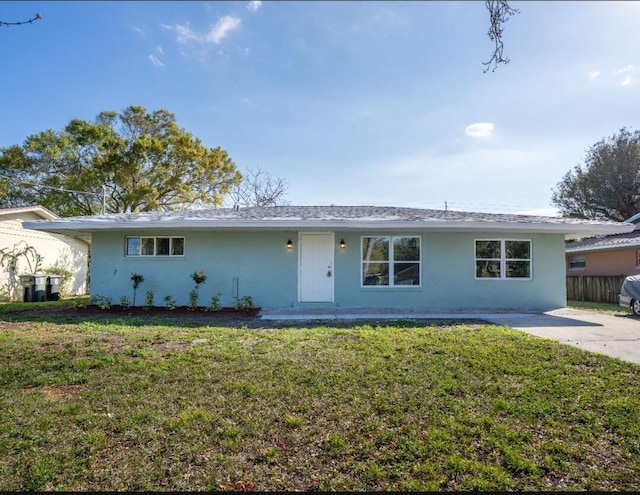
[486,308,640,365]
[261,307,640,365]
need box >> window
[475,239,531,279]
[568,255,586,270]
[636,250,640,268]
[126,236,185,257]
[362,236,420,286]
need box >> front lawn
[1,311,639,490]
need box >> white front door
[299,233,334,302]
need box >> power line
[0,173,101,197]
[0,174,107,214]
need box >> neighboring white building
[0,205,89,301]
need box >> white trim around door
[298,232,335,303]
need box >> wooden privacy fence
[566,275,626,304]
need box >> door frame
[298,232,335,303]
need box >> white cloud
[163,17,241,46]
[161,22,199,44]
[614,65,634,76]
[206,16,241,44]
[464,122,494,138]
[619,75,633,87]
[148,54,164,67]
[588,70,600,80]
[247,1,262,12]
[131,25,145,37]
[613,65,635,87]
[157,45,164,55]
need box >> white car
[619,275,640,316]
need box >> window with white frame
[568,255,586,270]
[126,236,185,257]
[475,239,531,279]
[362,236,420,286]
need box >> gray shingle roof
[566,229,640,252]
[22,205,634,242]
[25,205,628,225]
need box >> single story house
[23,205,634,312]
[566,212,640,277]
[0,205,89,300]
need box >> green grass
[1,308,640,491]
[567,300,630,316]
[0,296,90,314]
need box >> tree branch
[0,13,42,27]
[483,0,519,73]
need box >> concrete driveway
[484,308,640,365]
[261,307,640,365]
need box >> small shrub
[119,295,131,309]
[90,294,111,310]
[131,273,144,306]
[163,295,177,310]
[234,295,254,311]
[188,289,198,311]
[143,290,154,310]
[210,295,222,312]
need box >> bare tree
[228,167,289,208]
[0,13,42,27]
[483,0,519,73]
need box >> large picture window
[126,236,185,257]
[362,236,420,286]
[475,239,531,279]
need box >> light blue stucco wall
[334,231,566,311]
[90,230,567,311]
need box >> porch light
[287,239,293,249]
[339,238,346,249]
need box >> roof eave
[566,241,640,253]
[23,219,635,238]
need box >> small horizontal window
[126,236,185,257]
[568,255,586,270]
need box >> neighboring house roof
[0,205,59,220]
[566,230,640,253]
[22,205,634,241]
[565,212,640,253]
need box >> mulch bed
[77,305,261,317]
[2,304,490,329]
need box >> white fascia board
[23,219,635,238]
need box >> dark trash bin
[46,275,62,301]
[19,274,35,302]
[32,274,47,302]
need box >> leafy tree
[0,106,242,216]
[551,128,640,222]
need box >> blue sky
[2,1,639,215]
